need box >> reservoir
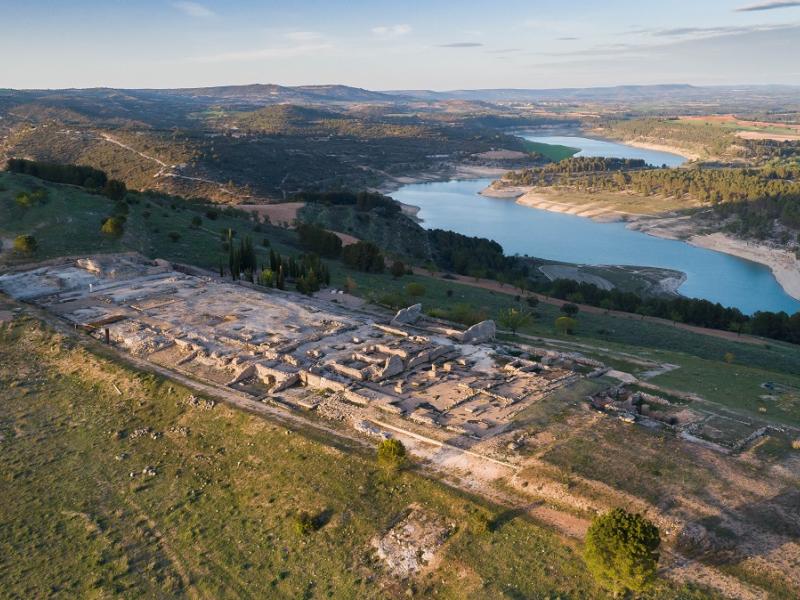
[392,136,800,315]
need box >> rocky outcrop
[461,320,495,344]
[391,303,422,326]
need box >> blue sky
[1,0,799,89]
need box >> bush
[100,216,125,237]
[13,234,37,254]
[168,231,182,242]
[190,216,202,228]
[405,282,426,298]
[293,511,316,536]
[555,316,578,334]
[205,209,219,220]
[377,438,407,471]
[584,508,660,594]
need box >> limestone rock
[461,320,495,344]
[391,303,422,326]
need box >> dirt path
[99,133,235,196]
[413,267,771,346]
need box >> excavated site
[4,254,800,593]
[0,254,593,449]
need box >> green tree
[390,260,406,279]
[103,179,127,201]
[497,307,532,335]
[584,508,660,595]
[100,216,125,237]
[555,316,578,334]
[561,302,580,317]
[377,438,407,471]
[13,235,37,254]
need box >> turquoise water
[392,137,800,315]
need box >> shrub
[405,282,426,298]
[555,316,578,334]
[190,216,202,228]
[584,508,660,594]
[293,511,316,536]
[100,216,125,237]
[205,209,219,220]
[377,438,407,471]
[13,234,37,254]
[168,231,181,242]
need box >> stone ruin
[0,254,584,443]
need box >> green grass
[0,316,716,599]
[0,172,298,270]
[519,140,580,162]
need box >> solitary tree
[377,438,407,472]
[390,260,406,279]
[101,216,125,237]
[498,307,532,335]
[584,508,661,595]
[13,234,37,254]
[561,302,580,317]
[555,316,578,334]
[103,179,127,201]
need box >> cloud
[186,44,332,63]
[172,1,215,18]
[557,37,579,41]
[437,42,483,48]
[487,48,521,54]
[736,1,800,11]
[642,24,788,38]
[284,31,322,42]
[371,24,411,37]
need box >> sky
[1,0,800,90]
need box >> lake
[522,134,687,168]
[392,136,800,315]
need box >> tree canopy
[584,508,661,595]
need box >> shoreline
[584,131,702,162]
[685,233,800,302]
[483,184,800,302]
[377,163,508,196]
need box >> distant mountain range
[3,83,800,108]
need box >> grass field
[0,314,718,599]
[0,172,299,271]
[519,140,580,162]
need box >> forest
[531,278,800,344]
